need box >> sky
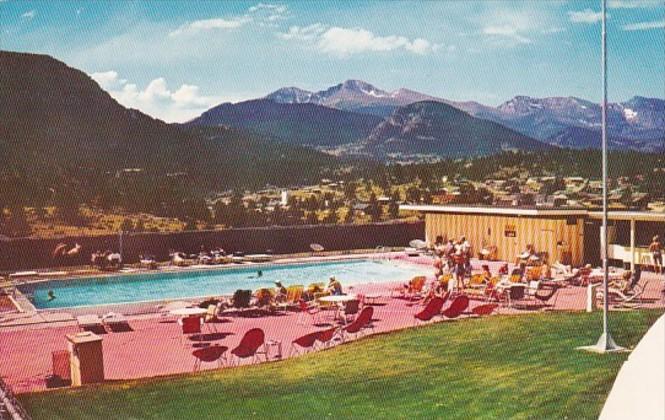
[1,0,664,122]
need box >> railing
[0,378,31,420]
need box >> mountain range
[1,50,663,198]
[262,80,664,152]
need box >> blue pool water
[20,259,431,309]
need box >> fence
[0,222,425,271]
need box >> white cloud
[476,8,555,47]
[609,0,662,9]
[90,71,127,90]
[277,23,326,41]
[168,3,289,36]
[90,71,221,123]
[318,27,438,57]
[169,16,251,37]
[482,25,532,44]
[248,3,288,16]
[21,10,36,19]
[622,19,665,31]
[280,25,439,57]
[568,9,604,24]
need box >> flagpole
[580,0,623,354]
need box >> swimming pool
[20,259,431,309]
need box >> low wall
[0,222,425,271]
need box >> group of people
[90,250,122,270]
[431,235,473,283]
[273,276,344,302]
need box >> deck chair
[315,327,338,349]
[472,303,498,317]
[468,274,486,289]
[76,314,104,333]
[230,328,266,365]
[290,331,321,356]
[414,296,446,324]
[340,306,374,342]
[179,315,203,346]
[598,280,651,308]
[340,299,360,324]
[405,276,427,299]
[442,295,469,319]
[192,345,228,371]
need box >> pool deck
[1,255,663,394]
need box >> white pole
[594,0,622,352]
[578,0,623,354]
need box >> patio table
[170,307,207,317]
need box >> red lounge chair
[192,345,228,371]
[442,295,469,319]
[290,331,321,356]
[230,328,266,365]
[414,296,445,324]
[316,327,338,349]
[179,315,203,346]
[471,303,498,317]
[341,306,374,341]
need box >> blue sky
[2,0,664,122]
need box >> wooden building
[400,205,586,265]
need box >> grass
[19,310,663,419]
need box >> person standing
[649,235,662,274]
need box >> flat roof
[399,204,588,217]
[400,205,665,222]
[588,211,665,222]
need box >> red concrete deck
[1,263,663,394]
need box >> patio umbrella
[310,243,325,252]
[409,239,427,250]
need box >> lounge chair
[101,312,129,331]
[76,314,104,332]
[290,331,321,356]
[597,280,651,308]
[442,295,469,319]
[230,328,266,365]
[277,285,304,312]
[414,296,446,324]
[340,306,374,342]
[192,345,228,371]
[471,303,498,317]
[392,276,427,299]
[315,327,338,349]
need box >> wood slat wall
[425,213,585,266]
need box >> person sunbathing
[274,281,288,302]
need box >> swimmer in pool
[47,290,56,301]
[248,270,264,279]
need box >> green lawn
[20,310,663,419]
